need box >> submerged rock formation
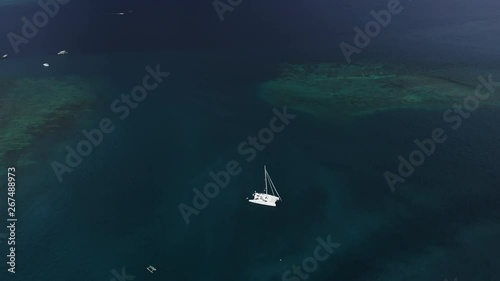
[258,63,500,118]
[0,76,97,162]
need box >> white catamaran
[248,165,282,207]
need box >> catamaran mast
[264,165,268,194]
[267,174,281,201]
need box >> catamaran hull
[248,199,277,207]
[248,193,280,207]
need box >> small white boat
[1,54,7,59]
[57,50,68,55]
[248,165,282,207]
[42,63,49,67]
[146,265,156,274]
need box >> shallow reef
[0,76,97,163]
[258,63,500,119]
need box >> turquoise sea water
[2,51,500,281]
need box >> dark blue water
[1,51,499,281]
[2,0,500,280]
